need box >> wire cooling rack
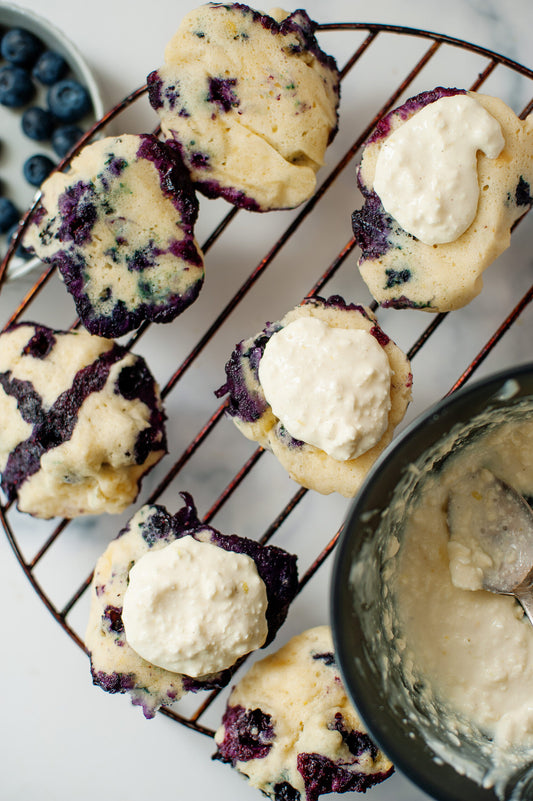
[0,23,532,740]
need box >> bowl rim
[331,362,533,801]
[0,1,104,118]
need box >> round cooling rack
[0,22,532,743]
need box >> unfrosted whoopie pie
[0,322,166,518]
[26,133,204,337]
[148,3,340,211]
[213,625,394,800]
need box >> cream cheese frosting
[257,317,392,461]
[122,534,268,677]
[373,94,505,245]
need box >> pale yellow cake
[148,3,340,211]
[214,626,394,799]
[216,296,412,497]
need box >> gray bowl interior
[331,363,533,801]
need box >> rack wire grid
[1,22,532,739]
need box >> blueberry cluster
[0,23,94,261]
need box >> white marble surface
[0,1,532,800]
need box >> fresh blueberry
[1,27,42,67]
[21,106,56,140]
[23,154,55,187]
[0,65,35,107]
[0,198,19,234]
[32,50,68,85]
[47,78,91,122]
[6,223,33,260]
[51,123,83,157]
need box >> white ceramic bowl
[0,2,104,279]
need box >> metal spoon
[447,467,533,624]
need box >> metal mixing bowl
[331,363,533,801]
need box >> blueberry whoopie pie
[148,3,340,211]
[85,492,298,718]
[26,133,204,337]
[213,626,394,800]
[352,88,533,311]
[0,322,166,518]
[216,296,412,497]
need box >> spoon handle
[516,586,533,626]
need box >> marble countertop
[0,1,532,800]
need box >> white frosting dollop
[373,94,505,245]
[258,317,392,461]
[122,535,268,677]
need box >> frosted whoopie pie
[147,3,340,211]
[352,87,533,311]
[213,625,394,800]
[85,492,298,718]
[26,133,204,337]
[215,296,412,497]
[0,322,166,519]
